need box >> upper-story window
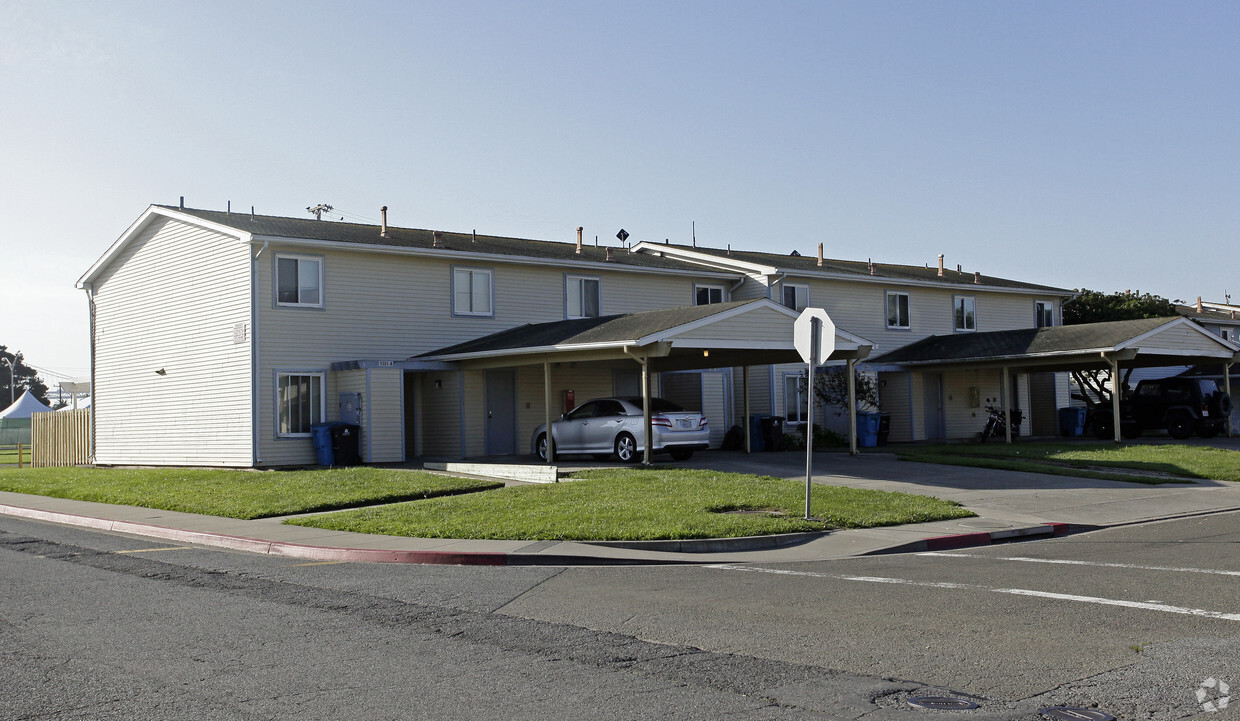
[953,296,976,332]
[782,283,809,312]
[886,291,910,329]
[695,284,725,305]
[565,275,601,319]
[453,267,493,317]
[1035,300,1055,328]
[275,254,323,308]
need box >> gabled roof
[1176,303,1240,326]
[871,316,1240,371]
[630,241,1075,295]
[79,205,733,288]
[416,299,873,367]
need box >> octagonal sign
[794,307,836,365]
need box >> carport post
[543,361,555,463]
[641,355,653,466]
[743,365,752,454]
[1001,366,1012,444]
[1110,356,1122,444]
[1226,362,1233,438]
[847,358,858,455]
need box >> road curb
[872,522,1071,555]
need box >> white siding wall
[367,368,404,462]
[91,217,253,466]
[419,372,463,458]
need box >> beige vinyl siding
[419,372,463,457]
[877,372,912,442]
[730,277,772,302]
[367,368,404,462]
[91,216,253,466]
[700,371,729,447]
[675,307,796,343]
[462,370,486,458]
[1144,322,1223,349]
[942,370,987,440]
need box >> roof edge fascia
[249,235,742,280]
[78,206,254,288]
[419,339,643,363]
[631,242,780,275]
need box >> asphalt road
[2,512,1238,719]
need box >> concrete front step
[424,462,560,484]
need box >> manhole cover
[1039,708,1115,721]
[908,696,980,710]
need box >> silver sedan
[531,397,710,463]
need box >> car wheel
[669,448,694,461]
[615,433,640,463]
[536,433,548,462]
[1166,412,1193,440]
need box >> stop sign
[794,308,836,365]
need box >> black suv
[1096,378,1233,439]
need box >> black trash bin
[761,416,785,451]
[330,423,361,466]
[877,414,892,446]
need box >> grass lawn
[896,442,1240,484]
[0,466,502,519]
[284,467,975,541]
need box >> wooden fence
[31,409,92,467]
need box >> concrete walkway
[3,450,1240,565]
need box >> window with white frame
[886,291,910,329]
[782,283,809,312]
[1035,300,1055,328]
[953,296,976,332]
[276,372,324,437]
[275,254,323,308]
[695,284,725,305]
[565,275,600,319]
[453,267,493,316]
[783,373,806,424]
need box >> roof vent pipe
[179,196,184,210]
[956,263,962,273]
[974,271,980,284]
[937,254,944,277]
[576,227,583,254]
[605,246,614,262]
[817,243,823,267]
[433,231,444,248]
[1197,296,1204,313]
[380,206,388,237]
[472,229,476,243]
[868,258,875,276]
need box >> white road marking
[705,564,1240,622]
[918,551,1240,578]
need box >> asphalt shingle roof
[653,243,1073,293]
[871,316,1179,364]
[161,206,717,273]
[417,300,762,358]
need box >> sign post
[794,308,835,520]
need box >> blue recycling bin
[748,414,767,452]
[856,412,881,448]
[311,422,340,466]
[1058,407,1087,437]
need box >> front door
[923,373,945,441]
[485,370,517,455]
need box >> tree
[1063,288,1176,325]
[1062,289,1178,409]
[0,346,51,408]
[812,367,880,414]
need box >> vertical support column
[543,360,555,463]
[641,356,653,466]
[743,365,751,454]
[1110,357,1122,444]
[1225,362,1233,438]
[1002,366,1012,444]
[847,358,858,455]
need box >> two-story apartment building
[78,204,1092,467]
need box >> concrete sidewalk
[3,452,1239,565]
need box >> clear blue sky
[4,0,1238,380]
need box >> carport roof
[414,299,874,370]
[870,316,1240,371]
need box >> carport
[416,299,873,462]
[870,316,1240,443]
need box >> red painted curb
[924,531,994,551]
